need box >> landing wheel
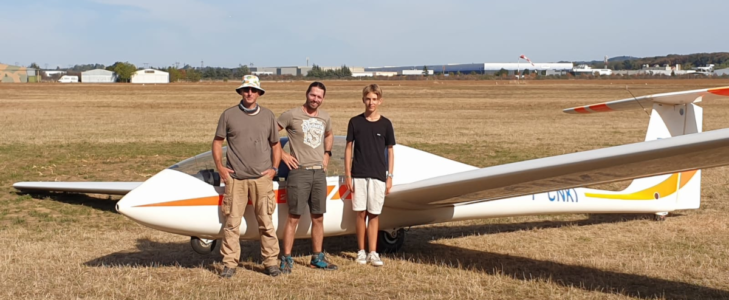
[190,237,218,255]
[377,229,405,254]
[654,212,668,222]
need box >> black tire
[377,229,405,254]
[190,237,217,255]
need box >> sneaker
[219,266,236,279]
[280,255,294,274]
[367,252,384,267]
[264,265,281,277]
[356,250,367,265]
[310,252,338,270]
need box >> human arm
[261,142,281,180]
[212,137,235,184]
[277,113,299,170]
[386,145,394,195]
[344,140,354,193]
[323,130,333,170]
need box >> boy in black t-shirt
[345,84,396,267]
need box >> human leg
[220,179,248,275]
[367,214,379,253]
[311,213,324,253]
[250,176,280,269]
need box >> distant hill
[567,52,729,70]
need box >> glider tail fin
[627,102,703,209]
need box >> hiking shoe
[264,265,281,277]
[280,255,294,274]
[367,252,384,267]
[356,250,367,265]
[310,252,338,270]
[219,266,236,279]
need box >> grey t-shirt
[215,105,279,179]
[278,107,332,167]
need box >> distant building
[44,70,67,77]
[714,68,729,76]
[367,62,573,75]
[81,69,117,83]
[352,72,373,77]
[399,69,434,76]
[572,64,612,76]
[0,63,30,83]
[131,69,169,84]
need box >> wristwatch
[273,167,279,174]
[387,172,394,178]
[324,150,332,157]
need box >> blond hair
[362,84,382,99]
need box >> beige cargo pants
[220,176,280,268]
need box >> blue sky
[1,0,727,68]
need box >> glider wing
[384,128,729,209]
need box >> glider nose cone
[116,169,222,232]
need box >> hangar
[0,63,38,83]
[81,69,117,83]
[131,69,169,84]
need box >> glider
[14,86,729,254]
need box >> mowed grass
[2,79,729,299]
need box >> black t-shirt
[346,114,396,182]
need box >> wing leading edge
[385,128,729,209]
[13,182,142,195]
[563,86,729,114]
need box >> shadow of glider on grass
[14,86,729,254]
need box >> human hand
[346,176,353,194]
[323,154,330,171]
[386,177,392,195]
[218,167,235,184]
[281,152,299,169]
[261,168,276,180]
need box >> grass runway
[2,79,729,299]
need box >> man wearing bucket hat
[212,75,282,278]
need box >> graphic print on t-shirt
[302,118,325,148]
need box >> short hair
[362,84,382,99]
[306,81,326,97]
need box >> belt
[303,165,323,170]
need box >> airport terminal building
[365,62,573,75]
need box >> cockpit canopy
[167,136,347,186]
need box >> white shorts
[352,178,386,215]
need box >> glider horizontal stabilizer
[385,128,729,209]
[12,182,143,195]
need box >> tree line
[586,52,729,70]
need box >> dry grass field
[2,79,729,299]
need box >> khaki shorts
[286,168,327,215]
[352,177,386,215]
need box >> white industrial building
[131,69,169,84]
[81,69,117,83]
[714,68,729,76]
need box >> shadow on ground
[82,213,723,299]
[19,191,119,213]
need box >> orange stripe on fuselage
[679,170,697,188]
[585,170,697,201]
[137,195,223,207]
[136,185,351,207]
